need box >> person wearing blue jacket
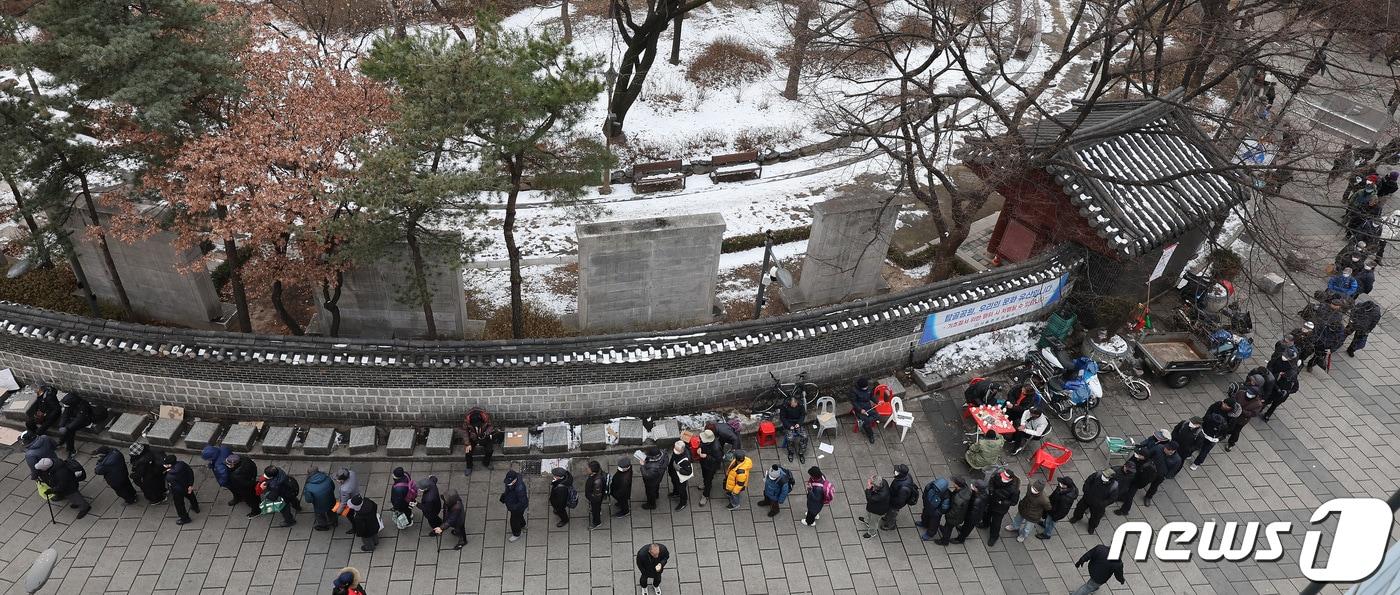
[758,464,793,517]
[200,445,233,490]
[93,446,138,504]
[302,466,337,531]
[500,469,529,542]
[917,477,951,541]
[1325,268,1360,298]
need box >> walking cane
[37,483,55,525]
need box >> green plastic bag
[260,498,286,515]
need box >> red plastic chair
[1028,442,1073,481]
[873,384,894,418]
[757,421,777,447]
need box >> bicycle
[749,371,820,415]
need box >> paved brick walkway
[2,176,1399,595]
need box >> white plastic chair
[814,396,838,440]
[883,396,916,442]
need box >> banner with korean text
[918,273,1069,344]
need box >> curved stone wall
[0,248,1081,425]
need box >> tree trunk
[405,221,438,339]
[270,280,304,335]
[928,228,968,282]
[1178,0,1230,91]
[605,36,659,138]
[63,241,101,317]
[2,172,52,268]
[385,0,406,39]
[504,156,527,339]
[213,203,253,333]
[75,171,134,319]
[669,11,683,65]
[321,272,344,337]
[783,0,814,100]
[561,0,573,44]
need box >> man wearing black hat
[1192,399,1236,470]
[35,457,91,519]
[163,454,199,525]
[548,467,573,527]
[55,392,92,455]
[1141,442,1182,507]
[850,377,879,444]
[1170,418,1204,464]
[23,384,60,436]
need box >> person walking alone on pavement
[93,446,138,505]
[500,469,529,542]
[163,455,200,525]
[1073,544,1126,595]
[758,464,794,517]
[802,467,832,527]
[667,441,693,511]
[636,543,670,595]
[694,430,722,507]
[611,458,634,518]
[549,467,573,527]
[585,460,608,529]
[724,451,753,510]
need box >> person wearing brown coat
[1004,480,1051,542]
[1225,384,1266,451]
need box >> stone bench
[425,428,454,455]
[106,413,150,443]
[502,428,530,455]
[145,418,185,447]
[183,421,221,449]
[617,418,645,446]
[386,428,416,456]
[541,424,570,454]
[580,424,608,451]
[348,426,377,455]
[302,427,336,456]
[222,424,258,452]
[261,426,295,455]
[650,419,681,448]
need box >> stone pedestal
[2,394,30,421]
[541,425,570,454]
[878,376,907,399]
[183,422,221,449]
[425,428,454,455]
[348,426,377,454]
[145,418,184,447]
[617,419,645,446]
[222,424,258,452]
[502,428,530,454]
[650,419,681,448]
[261,426,295,454]
[783,196,899,309]
[386,428,416,456]
[107,413,150,442]
[302,428,336,455]
[576,214,726,332]
[580,425,608,451]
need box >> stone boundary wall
[0,248,1081,425]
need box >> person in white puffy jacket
[1007,408,1050,454]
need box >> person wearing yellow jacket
[724,451,753,511]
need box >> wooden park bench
[631,160,686,192]
[709,150,762,183]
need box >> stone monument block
[183,422,221,449]
[502,428,530,454]
[302,427,336,456]
[65,201,224,329]
[617,418,645,446]
[650,419,681,448]
[315,233,475,339]
[541,424,570,454]
[1257,273,1286,295]
[2,394,30,421]
[878,376,907,399]
[107,413,149,442]
[425,428,454,455]
[261,426,295,454]
[222,424,258,452]
[348,426,377,454]
[145,418,184,447]
[784,195,899,309]
[576,214,726,332]
[580,424,608,451]
[386,428,416,456]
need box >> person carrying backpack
[917,477,951,541]
[389,467,416,529]
[802,466,833,527]
[35,457,91,519]
[884,464,918,530]
[758,464,794,517]
[548,467,574,527]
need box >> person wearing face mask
[1345,297,1384,357]
[1310,299,1348,371]
[499,469,529,542]
[1325,267,1360,298]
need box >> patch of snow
[921,321,1043,377]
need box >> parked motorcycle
[1010,342,1102,442]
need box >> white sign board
[918,273,1069,344]
[1148,243,1179,283]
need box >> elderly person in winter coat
[802,467,832,527]
[36,457,91,519]
[934,477,971,545]
[640,447,669,510]
[850,377,880,444]
[55,392,91,454]
[24,384,60,436]
[667,440,693,511]
[982,469,1021,546]
[758,464,794,518]
[723,451,753,511]
[858,475,891,539]
[129,442,167,504]
[432,491,468,550]
[917,477,951,541]
[21,431,57,480]
[303,467,337,531]
[163,455,199,524]
[610,458,634,518]
[261,466,299,527]
[94,445,139,504]
[1006,480,1052,542]
[1044,477,1079,538]
[965,430,1005,470]
[417,475,444,532]
[548,467,574,527]
[1069,468,1118,534]
[500,469,529,541]
[1346,297,1383,356]
[885,464,918,530]
[224,454,260,517]
[348,495,381,551]
[200,445,233,490]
